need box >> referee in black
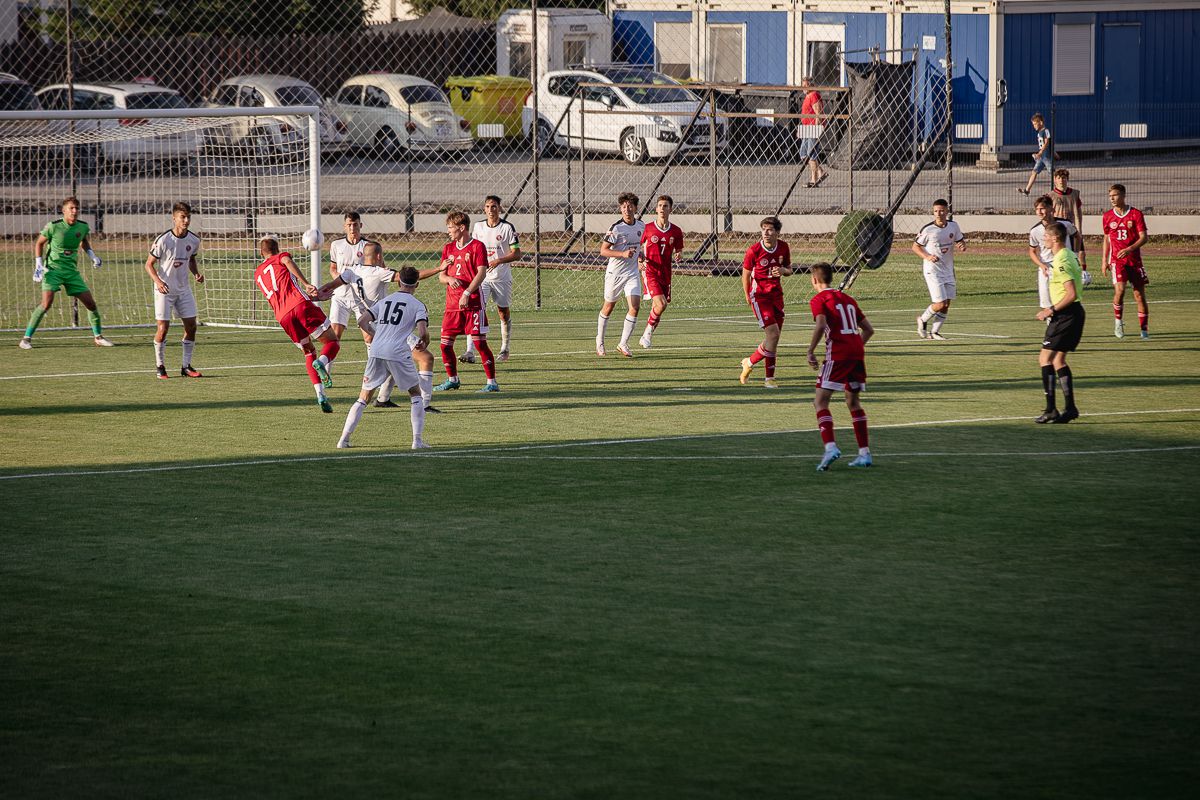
[1034,222,1086,423]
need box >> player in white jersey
[326,211,377,347]
[461,195,520,363]
[912,199,966,340]
[1028,194,1084,310]
[336,266,431,450]
[144,202,204,378]
[595,191,646,357]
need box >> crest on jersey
[651,235,660,244]
[1110,222,1117,229]
[759,258,770,267]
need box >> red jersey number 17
[257,264,278,299]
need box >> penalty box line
[1,407,1198,483]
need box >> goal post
[0,105,321,331]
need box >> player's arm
[955,231,967,252]
[599,233,633,259]
[859,314,875,345]
[806,312,829,370]
[188,254,204,284]
[912,240,935,262]
[414,319,430,351]
[356,309,376,337]
[491,241,522,266]
[1037,278,1077,321]
[741,249,754,303]
[80,235,101,267]
[1028,242,1046,272]
[779,249,796,276]
[34,233,48,258]
[458,262,488,308]
[1101,231,1111,276]
[143,252,169,294]
[280,253,318,297]
[1119,226,1149,259]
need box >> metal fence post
[708,88,718,261]
[945,0,954,211]
[531,0,541,310]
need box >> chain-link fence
[2,1,1197,328]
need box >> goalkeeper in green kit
[19,196,113,349]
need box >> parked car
[522,66,728,164]
[35,81,201,166]
[0,72,52,175]
[205,75,350,159]
[330,74,473,158]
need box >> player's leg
[1052,350,1078,419]
[298,338,332,412]
[918,272,943,338]
[411,345,437,411]
[761,315,781,386]
[337,366,382,448]
[1112,279,1127,338]
[845,383,871,467]
[813,385,841,471]
[617,278,640,356]
[178,289,201,377]
[73,289,112,346]
[153,311,171,377]
[311,324,340,388]
[471,317,498,392]
[1036,346,1059,422]
[929,296,951,339]
[641,291,668,348]
[597,296,618,356]
[436,315,461,390]
[1133,285,1149,337]
[462,287,487,362]
[20,289,57,348]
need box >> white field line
[2,407,1197,482]
[429,445,1200,461]
[872,327,1011,339]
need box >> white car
[523,66,727,164]
[205,75,350,159]
[35,81,201,164]
[330,74,473,158]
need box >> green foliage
[407,0,604,21]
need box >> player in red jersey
[254,236,349,413]
[1101,183,1150,339]
[433,211,499,393]
[739,216,796,388]
[638,195,684,349]
[806,262,875,471]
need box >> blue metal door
[1102,24,1141,142]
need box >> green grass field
[2,255,1199,798]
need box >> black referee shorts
[1042,302,1086,352]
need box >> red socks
[1138,311,1148,331]
[1113,302,1123,320]
[647,310,662,329]
[749,346,776,377]
[440,340,458,378]
[474,337,496,380]
[304,353,320,385]
[764,351,777,379]
[320,340,340,363]
[851,411,869,449]
[749,346,766,365]
[816,409,835,445]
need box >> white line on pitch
[1,407,1197,482]
[872,327,1012,339]
[424,445,1200,461]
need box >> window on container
[509,41,532,80]
[707,24,745,84]
[655,22,691,80]
[1052,23,1094,95]
[804,24,845,87]
[564,39,587,67]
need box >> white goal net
[0,106,320,331]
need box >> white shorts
[481,275,513,308]
[362,355,418,393]
[923,268,956,303]
[154,287,198,321]
[1037,268,1051,309]
[604,269,642,302]
[329,292,369,326]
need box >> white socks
[920,306,936,323]
[597,313,609,341]
[410,395,425,445]
[620,315,637,347]
[931,312,948,333]
[181,338,194,367]
[313,383,327,400]
[377,374,395,403]
[418,370,433,405]
[339,399,366,445]
[153,340,166,367]
[500,319,511,351]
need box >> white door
[802,23,845,87]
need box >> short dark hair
[484,195,502,206]
[172,201,192,215]
[446,211,469,227]
[617,191,639,207]
[933,198,949,208]
[760,216,782,232]
[1053,168,1070,179]
[259,236,279,254]
[1035,194,1054,210]
[1031,112,1045,123]
[61,196,79,209]
[1110,183,1127,194]
[398,266,419,286]
[811,262,833,283]
[657,195,674,208]
[344,211,361,223]
[1046,222,1067,242]
[363,241,382,258]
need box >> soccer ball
[301,228,324,251]
[1081,269,1093,287]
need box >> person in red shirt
[434,211,499,393]
[638,195,684,350]
[806,262,875,471]
[1101,183,1150,339]
[739,216,796,388]
[253,236,348,413]
[796,79,828,188]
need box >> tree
[406,1,605,21]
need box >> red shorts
[817,357,867,392]
[1112,263,1149,289]
[643,269,671,301]
[441,307,488,338]
[277,301,329,345]
[751,292,785,329]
